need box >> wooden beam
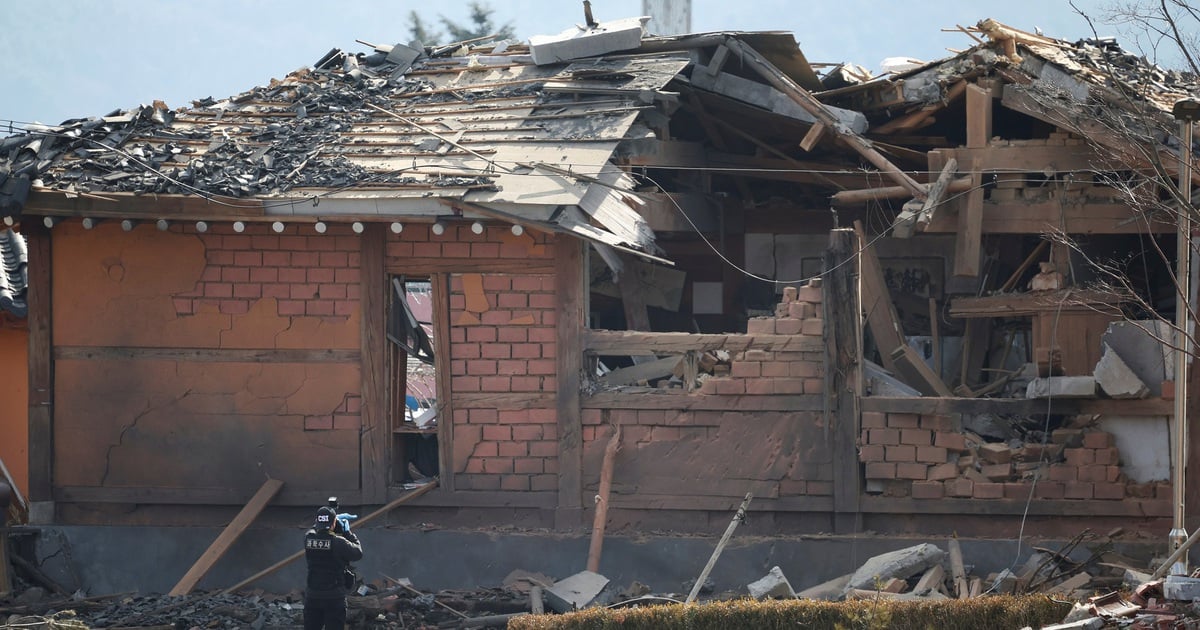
[168,479,284,596]
[965,83,993,148]
[0,529,10,595]
[23,190,266,220]
[723,38,926,199]
[853,221,904,375]
[953,158,984,277]
[586,426,621,573]
[859,395,1173,417]
[890,346,954,397]
[427,273,455,492]
[582,392,823,412]
[924,199,1169,235]
[222,481,437,594]
[892,158,959,238]
[360,224,387,504]
[831,177,971,207]
[25,222,53,504]
[384,257,557,275]
[826,229,862,533]
[585,330,823,355]
[946,144,1122,175]
[555,239,585,529]
[948,537,969,598]
[799,122,828,152]
[54,347,359,362]
[871,80,970,134]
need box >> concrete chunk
[1164,575,1200,600]
[1026,376,1097,399]
[796,573,851,600]
[843,543,946,593]
[1095,343,1150,399]
[747,566,796,600]
[544,571,609,613]
[529,17,648,65]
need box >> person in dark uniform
[303,505,363,630]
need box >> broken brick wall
[578,281,833,531]
[50,222,362,498]
[859,411,1169,502]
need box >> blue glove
[336,512,358,534]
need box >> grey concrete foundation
[13,525,1161,598]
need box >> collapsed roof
[0,18,1196,261]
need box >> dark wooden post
[825,228,862,534]
[554,238,584,529]
[359,223,387,503]
[25,222,53,512]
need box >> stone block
[1094,343,1150,399]
[843,544,945,594]
[544,571,610,613]
[747,566,796,600]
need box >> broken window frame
[386,275,440,488]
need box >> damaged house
[1,14,1198,595]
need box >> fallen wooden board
[913,564,946,595]
[948,538,968,599]
[169,479,284,596]
[222,481,438,594]
[599,356,681,386]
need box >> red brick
[713,379,746,395]
[887,413,920,428]
[530,474,557,492]
[973,482,1004,499]
[774,318,803,335]
[896,462,928,480]
[1094,483,1126,500]
[885,445,916,462]
[861,412,887,429]
[529,441,557,457]
[500,475,530,491]
[480,376,510,392]
[868,428,900,445]
[1034,481,1065,499]
[472,441,498,457]
[278,300,306,315]
[514,458,544,474]
[1048,465,1076,482]
[801,318,823,336]
[305,301,333,316]
[452,376,480,392]
[945,478,973,497]
[451,343,481,359]
[413,242,441,257]
[466,326,498,343]
[916,446,948,464]
[482,425,510,441]
[290,284,318,300]
[1106,465,1122,482]
[911,481,944,499]
[900,428,932,446]
[1064,448,1094,466]
[307,268,335,284]
[233,251,262,267]
[1064,481,1094,499]
[790,361,820,378]
[1083,431,1115,449]
[760,362,789,377]
[934,432,967,451]
[1092,447,1120,465]
[803,378,823,394]
[865,463,895,479]
[746,318,776,334]
[806,481,833,495]
[927,463,958,481]
[1003,483,1033,500]
[499,442,528,457]
[731,361,761,378]
[512,425,543,441]
[859,445,886,462]
[1077,465,1109,483]
[744,379,775,395]
[291,252,320,267]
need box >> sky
[0,0,1120,129]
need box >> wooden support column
[359,224,387,503]
[25,222,53,507]
[825,228,862,533]
[555,238,585,529]
[953,158,984,277]
[432,273,455,492]
[966,83,993,148]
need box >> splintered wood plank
[948,538,969,599]
[890,345,954,397]
[966,83,993,148]
[853,221,905,375]
[914,564,946,595]
[555,240,585,528]
[169,479,284,596]
[953,158,984,277]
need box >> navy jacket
[304,528,363,599]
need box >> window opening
[387,276,439,488]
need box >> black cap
[315,506,337,530]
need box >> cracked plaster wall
[50,222,361,492]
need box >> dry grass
[508,595,1071,630]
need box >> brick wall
[859,411,1166,501]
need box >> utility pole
[1171,97,1199,575]
[642,0,691,35]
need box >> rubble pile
[0,44,504,200]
